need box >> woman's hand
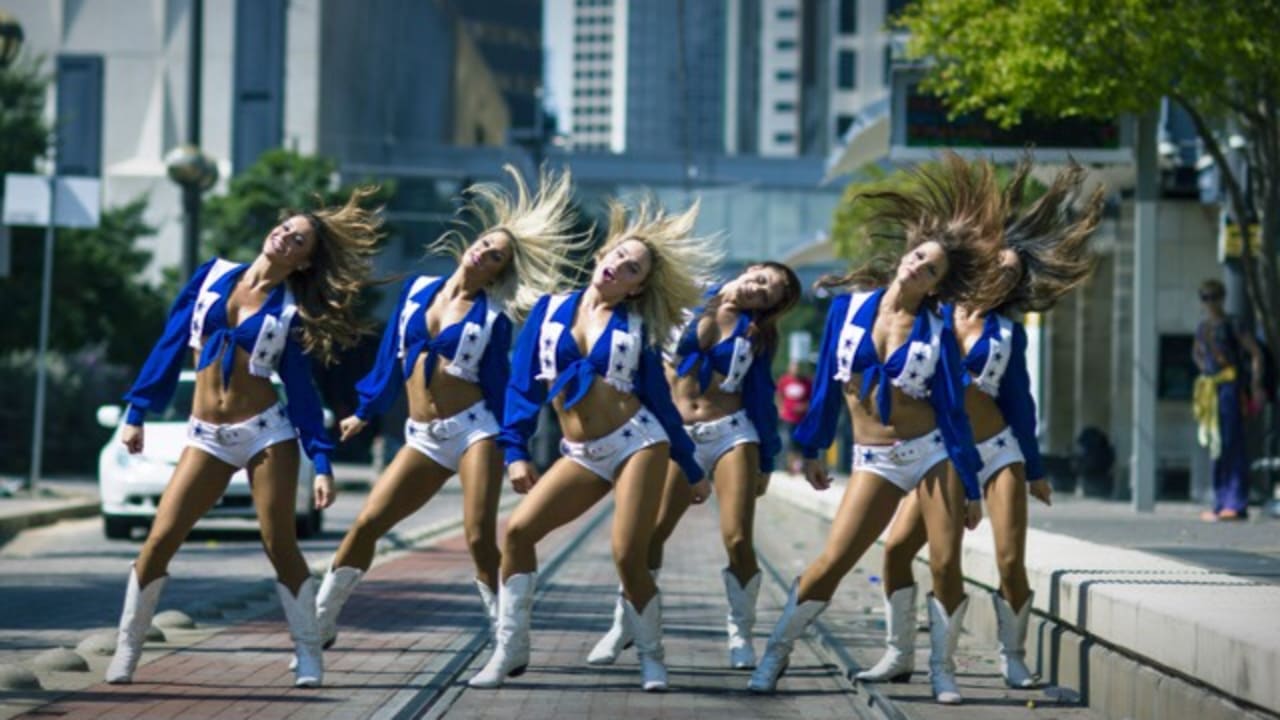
[339,416,367,442]
[690,478,713,504]
[121,424,144,455]
[509,460,539,494]
[801,458,831,491]
[755,471,771,497]
[1028,478,1053,506]
[314,474,336,509]
[964,498,984,530]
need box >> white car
[96,370,332,540]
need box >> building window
[836,114,855,137]
[776,69,797,82]
[839,0,857,34]
[838,50,857,89]
[883,45,893,85]
[774,132,796,145]
[777,7,797,20]
[776,38,797,51]
[775,101,796,113]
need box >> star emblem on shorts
[996,436,1008,448]
[730,417,740,427]
[623,429,634,439]
[933,434,943,444]
[862,449,873,462]
[257,418,268,429]
[467,411,478,422]
[193,426,203,436]
[638,415,650,424]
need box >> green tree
[899,0,1280,364]
[202,149,396,262]
[0,56,46,176]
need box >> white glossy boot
[475,578,498,637]
[723,568,761,669]
[927,593,968,704]
[586,568,657,665]
[105,565,167,684]
[469,572,536,688]
[747,582,828,693]
[291,565,364,670]
[624,593,669,691]
[854,585,917,683]
[277,577,324,688]
[993,591,1036,688]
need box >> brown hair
[288,186,386,364]
[818,151,1005,309]
[701,261,802,356]
[999,157,1103,313]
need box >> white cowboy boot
[855,585,917,683]
[475,578,498,637]
[624,593,668,691]
[277,577,324,687]
[469,572,536,688]
[105,565,167,684]
[747,582,828,693]
[291,565,364,670]
[993,590,1036,688]
[927,593,968,704]
[723,568,761,669]
[586,568,657,665]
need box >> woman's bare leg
[134,448,237,586]
[458,439,504,591]
[500,458,611,579]
[882,491,928,594]
[797,473,905,602]
[984,463,1031,610]
[713,443,762,585]
[916,463,968,613]
[646,462,691,572]
[610,444,670,612]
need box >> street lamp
[0,11,23,68]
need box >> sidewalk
[7,482,1102,720]
[768,472,1280,720]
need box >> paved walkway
[9,487,1101,719]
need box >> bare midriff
[404,353,486,423]
[667,362,744,424]
[191,348,282,424]
[554,379,645,443]
[963,385,1006,442]
[844,376,938,446]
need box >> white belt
[856,432,943,466]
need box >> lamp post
[0,11,23,68]
[166,0,217,281]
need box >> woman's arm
[352,278,415,421]
[932,323,983,500]
[279,338,335,477]
[995,323,1045,482]
[499,295,551,465]
[122,258,218,425]
[793,295,849,459]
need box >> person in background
[777,360,814,473]
[1193,278,1265,521]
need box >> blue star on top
[257,418,269,429]
[993,352,1002,360]
[467,330,479,341]
[914,351,926,362]
[265,331,275,341]
[843,338,854,348]
[618,341,628,352]
[461,353,472,361]
[638,415,651,424]
[996,437,1008,448]
[467,411,478,422]
[932,434,943,444]
[614,363,624,372]
[730,417,740,427]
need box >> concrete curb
[765,473,1280,720]
[0,498,100,541]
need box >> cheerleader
[748,153,1005,703]
[470,199,720,691]
[586,262,801,670]
[108,188,384,687]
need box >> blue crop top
[353,275,512,423]
[792,289,983,499]
[499,290,703,483]
[946,306,1045,481]
[122,257,335,475]
[671,289,782,473]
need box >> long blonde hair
[433,165,589,322]
[819,151,1005,309]
[599,197,722,347]
[290,186,386,365]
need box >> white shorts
[976,426,1024,486]
[561,408,669,482]
[852,430,949,493]
[405,400,500,472]
[187,404,297,469]
[685,409,759,476]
